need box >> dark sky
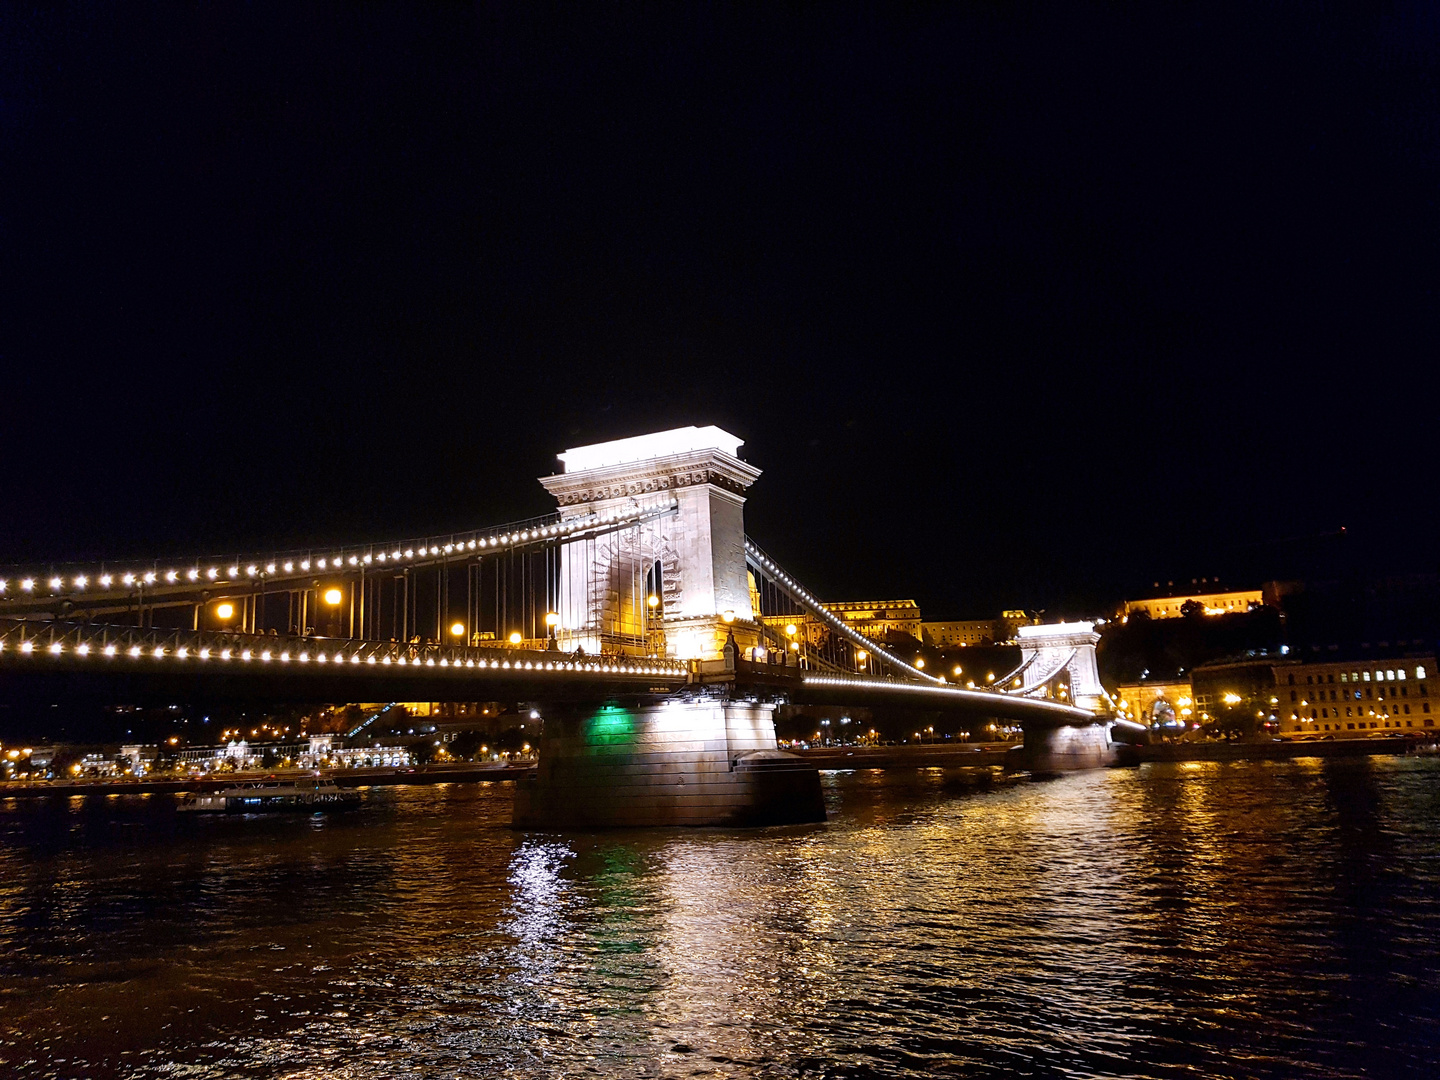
[3,3,1437,618]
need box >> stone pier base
[513,698,826,828]
[1020,721,1117,772]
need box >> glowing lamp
[324,588,343,606]
[450,622,466,637]
[215,602,235,620]
[508,631,523,645]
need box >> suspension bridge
[0,426,1120,825]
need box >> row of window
[1288,666,1427,685]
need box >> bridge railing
[0,619,691,680]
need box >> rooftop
[558,426,744,473]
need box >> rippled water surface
[3,758,1440,1078]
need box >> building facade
[922,620,998,648]
[823,600,922,643]
[1125,589,1263,620]
[1277,657,1434,735]
[1114,680,1194,729]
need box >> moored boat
[179,777,361,813]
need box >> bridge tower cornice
[538,447,761,507]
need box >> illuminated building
[1114,679,1194,728]
[1278,656,1434,735]
[759,599,924,650]
[1125,587,1263,620]
[817,600,922,643]
[923,619,998,647]
[923,611,1035,647]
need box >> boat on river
[179,778,361,814]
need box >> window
[1404,704,1411,714]
[1287,674,1296,685]
[1341,673,1349,683]
[1386,669,1396,680]
[1290,690,1298,702]
[1398,669,1406,680]
[1418,666,1428,679]
[1363,672,1372,682]
[1348,723,1356,730]
[1307,675,1314,684]
[1328,673,1336,683]
[1346,707,1352,717]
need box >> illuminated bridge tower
[1012,622,1117,770]
[516,427,823,828]
[538,426,762,661]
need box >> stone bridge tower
[539,426,761,661]
[1014,622,1107,712]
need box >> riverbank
[0,760,534,799]
[793,736,1438,771]
[1121,735,1435,764]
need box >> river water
[2,758,1438,1079]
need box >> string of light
[0,621,689,679]
[0,498,679,599]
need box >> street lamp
[215,602,235,621]
[508,631,523,645]
[324,588,343,607]
[855,649,868,670]
[450,622,466,638]
[647,594,660,610]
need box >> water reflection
[1,762,1439,1077]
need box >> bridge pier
[1018,720,1117,772]
[513,696,825,828]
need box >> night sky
[3,3,1437,619]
